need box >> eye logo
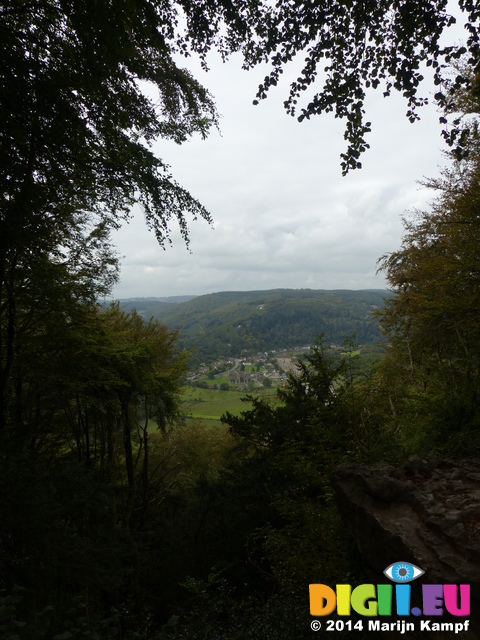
[384,561,424,583]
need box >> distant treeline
[117,289,391,364]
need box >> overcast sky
[110,47,451,299]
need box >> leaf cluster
[242,0,468,172]
[0,0,218,252]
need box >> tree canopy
[0,0,218,251]
[373,58,480,455]
[246,0,466,172]
[2,0,480,230]
[377,154,480,455]
[174,0,480,172]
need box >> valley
[116,288,390,367]
[115,289,389,425]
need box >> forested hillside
[118,289,390,363]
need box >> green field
[180,385,277,422]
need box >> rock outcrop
[331,457,480,639]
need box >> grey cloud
[111,52,447,299]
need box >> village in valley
[185,348,313,392]
[180,347,323,423]
[180,338,372,423]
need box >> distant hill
[115,295,197,317]
[115,289,392,365]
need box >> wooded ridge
[115,289,391,363]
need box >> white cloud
[111,51,448,298]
